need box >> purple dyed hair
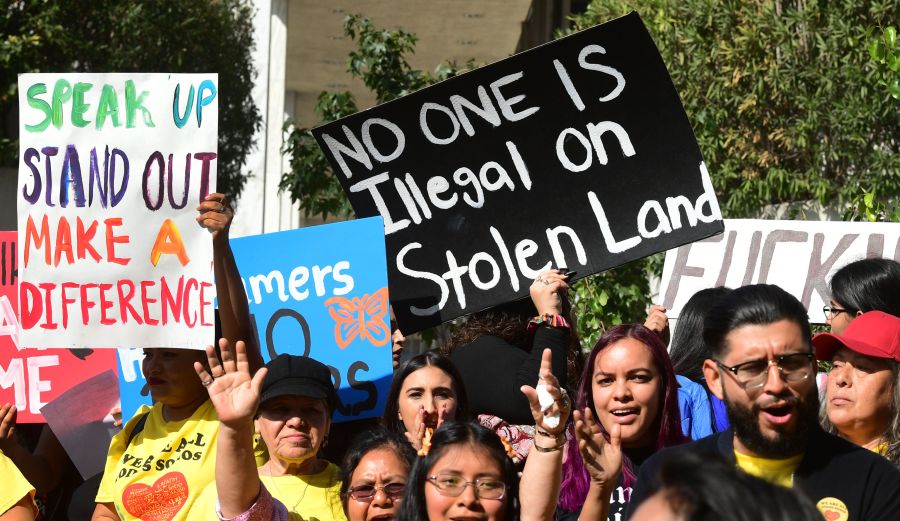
[558,324,687,512]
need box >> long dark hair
[396,421,519,521]
[670,287,733,381]
[381,351,471,436]
[559,324,687,511]
[830,258,900,316]
[340,428,416,511]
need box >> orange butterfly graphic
[324,287,391,349]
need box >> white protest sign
[658,219,900,322]
[17,73,218,349]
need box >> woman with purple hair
[556,324,688,520]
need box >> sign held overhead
[315,12,724,333]
[17,73,218,349]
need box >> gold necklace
[263,460,315,514]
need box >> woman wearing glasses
[340,428,415,521]
[396,421,517,521]
[557,324,687,521]
[396,348,571,521]
[824,258,900,334]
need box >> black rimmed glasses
[347,483,406,501]
[714,352,815,391]
[426,474,506,500]
[823,305,855,320]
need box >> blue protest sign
[231,217,392,422]
[116,347,152,421]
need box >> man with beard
[626,284,900,521]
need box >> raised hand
[574,408,622,487]
[194,338,267,429]
[436,403,449,429]
[404,405,427,450]
[643,305,670,345]
[521,348,571,436]
[196,192,234,239]
[530,269,570,317]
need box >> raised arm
[519,348,571,521]
[643,305,670,347]
[195,339,268,518]
[197,193,263,372]
[517,270,570,388]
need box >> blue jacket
[676,374,726,440]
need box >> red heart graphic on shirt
[122,471,189,521]
[823,510,841,521]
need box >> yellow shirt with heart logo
[96,400,219,520]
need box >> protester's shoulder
[641,431,725,473]
[112,403,158,442]
[195,398,218,422]
[322,461,344,489]
[0,450,35,506]
[675,375,707,399]
[812,430,900,479]
[666,430,723,455]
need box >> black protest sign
[313,12,724,334]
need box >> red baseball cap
[813,311,900,362]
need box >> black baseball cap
[259,354,338,412]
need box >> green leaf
[865,206,878,222]
[869,39,886,61]
[864,191,875,207]
[885,26,897,48]
[598,290,609,307]
[889,79,900,100]
[888,53,900,72]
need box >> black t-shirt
[626,428,900,521]
[556,447,656,521]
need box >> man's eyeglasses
[823,305,855,320]
[347,483,405,501]
[714,353,814,391]
[426,475,506,500]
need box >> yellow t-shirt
[195,461,347,521]
[0,450,37,517]
[96,400,219,521]
[734,450,803,488]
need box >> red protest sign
[1,231,117,423]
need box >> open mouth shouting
[608,407,641,423]
[759,400,795,426]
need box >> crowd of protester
[1,197,899,520]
